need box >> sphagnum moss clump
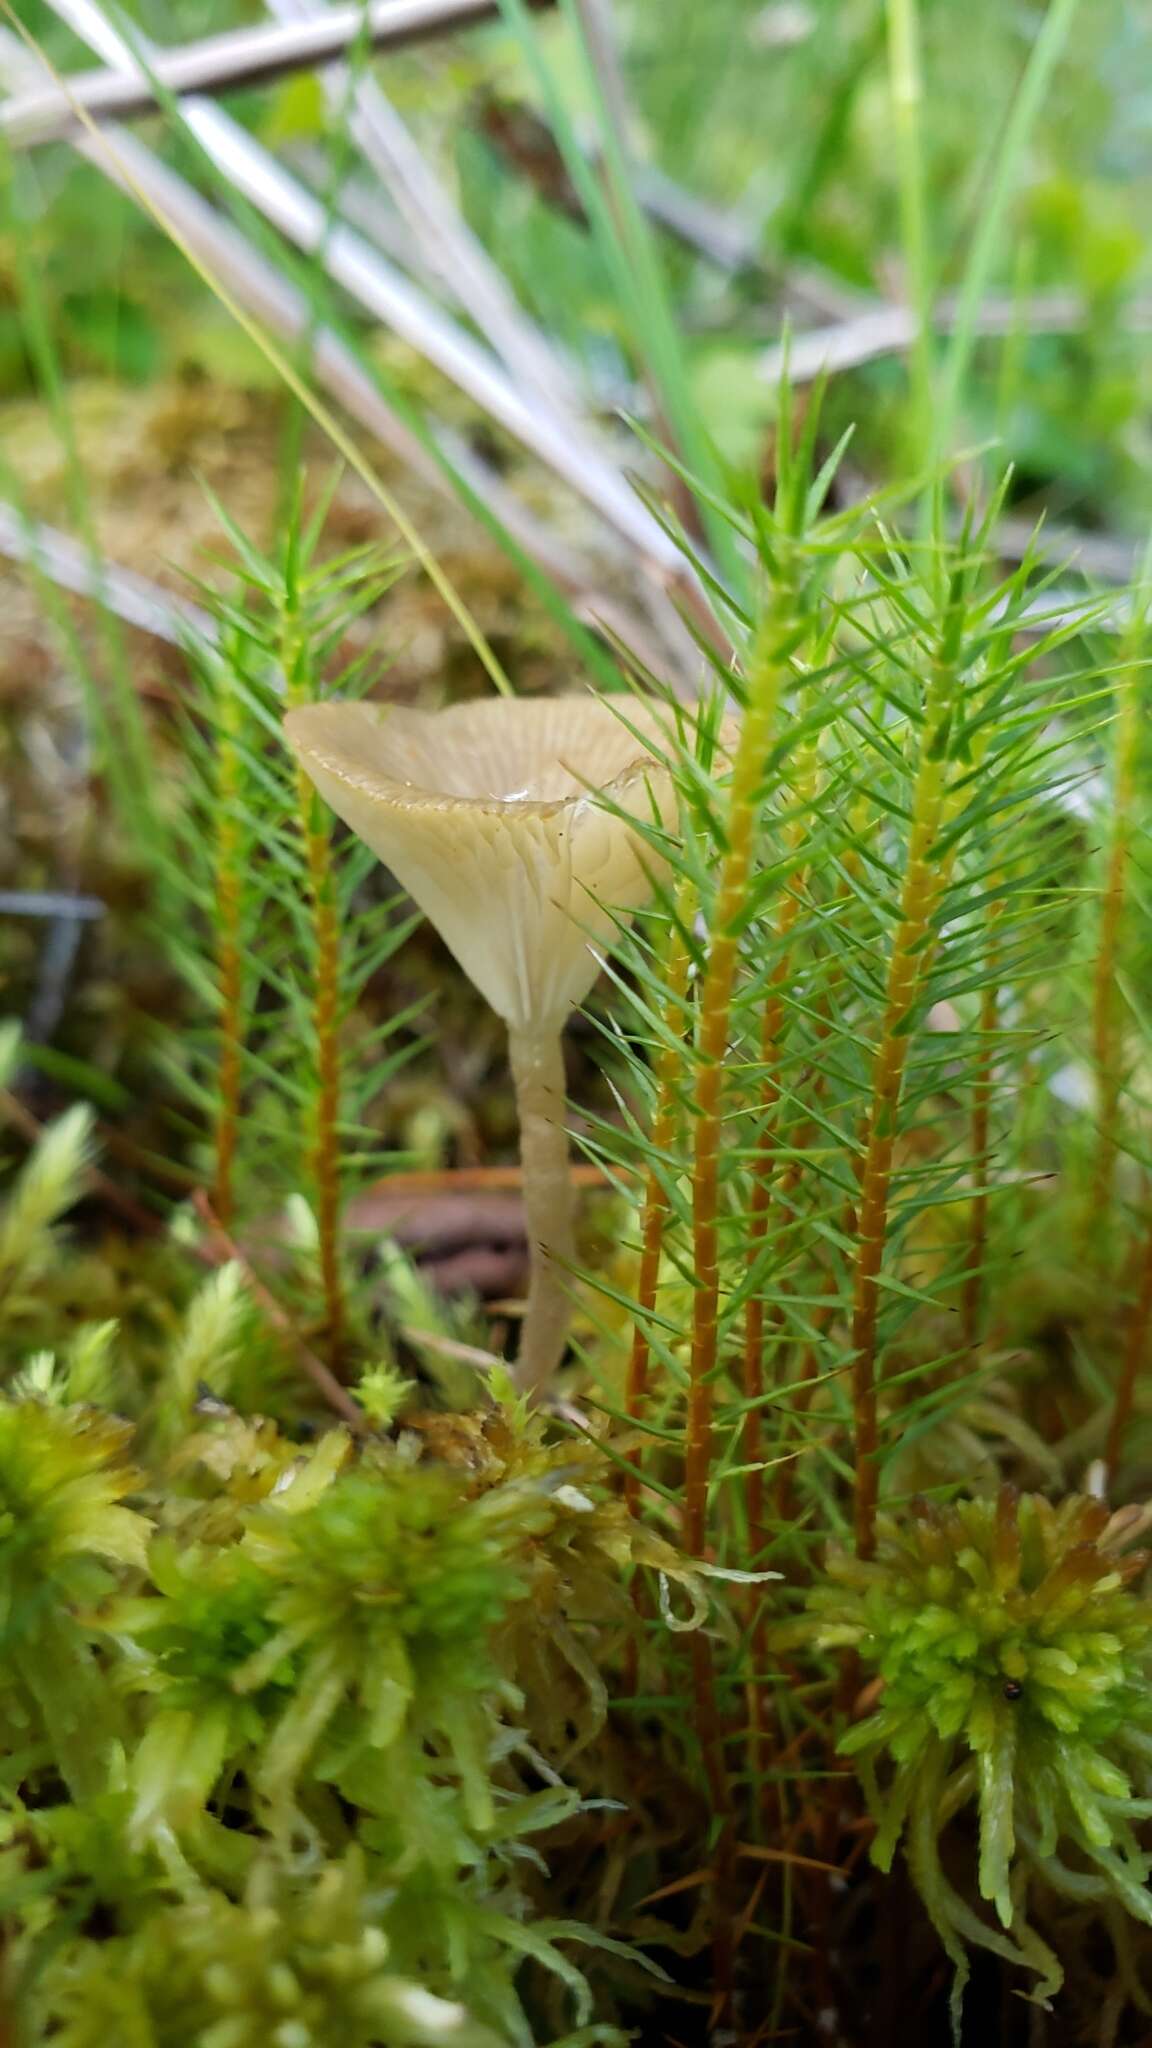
[28,1854,504,2048]
[805,1487,1152,2021]
[0,1354,680,2048]
[0,1396,148,1801]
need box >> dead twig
[397,1323,503,1373]
[758,292,1152,390]
[1,0,554,148]
[476,95,764,278]
[0,891,105,919]
[192,1190,368,1431]
[355,1162,610,1197]
[0,1084,164,1238]
[0,499,215,645]
[268,0,574,416]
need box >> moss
[23,1855,507,2048]
[804,1488,1152,2026]
[0,1365,654,2046]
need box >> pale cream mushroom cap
[284,694,680,1034]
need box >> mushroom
[284,693,680,1398]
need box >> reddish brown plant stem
[192,1190,366,1431]
[0,1088,160,1237]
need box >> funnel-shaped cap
[284,695,679,1033]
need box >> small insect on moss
[1001,1680,1023,1701]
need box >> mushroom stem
[507,1025,576,1399]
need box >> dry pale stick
[266,0,576,418]
[0,0,552,146]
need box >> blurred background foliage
[4,0,1149,521]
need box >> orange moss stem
[850,664,958,1558]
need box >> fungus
[284,694,679,1397]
